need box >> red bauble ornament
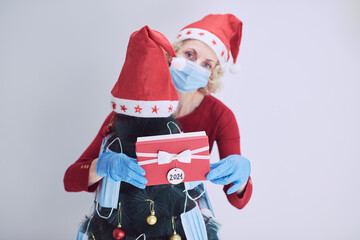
[103,125,111,135]
[113,226,125,240]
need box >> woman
[64,14,252,239]
[169,13,253,207]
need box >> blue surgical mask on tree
[170,56,211,92]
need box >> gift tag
[167,168,185,184]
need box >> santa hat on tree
[176,14,243,73]
[111,26,182,118]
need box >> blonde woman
[65,13,252,207]
[64,15,252,239]
[168,14,253,210]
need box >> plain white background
[1,0,359,239]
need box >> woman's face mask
[170,56,212,92]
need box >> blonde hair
[170,40,225,94]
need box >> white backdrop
[0,0,359,239]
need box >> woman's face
[177,39,218,71]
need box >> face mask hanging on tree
[170,56,211,92]
[95,136,122,211]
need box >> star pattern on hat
[135,105,142,113]
[168,105,173,113]
[120,105,127,112]
[177,27,232,66]
[112,102,116,110]
[151,105,159,114]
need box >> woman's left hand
[206,154,251,195]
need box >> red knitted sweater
[64,95,252,209]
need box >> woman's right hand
[96,152,148,189]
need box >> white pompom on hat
[229,62,243,74]
[170,57,186,71]
[176,14,243,73]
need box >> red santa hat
[176,14,243,73]
[111,26,181,118]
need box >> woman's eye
[185,51,194,60]
[203,62,212,69]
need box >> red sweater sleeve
[216,107,253,209]
[223,177,253,209]
[63,112,114,192]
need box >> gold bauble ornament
[146,210,157,225]
[169,232,181,240]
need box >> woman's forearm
[88,158,102,186]
[235,178,249,197]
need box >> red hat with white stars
[176,14,243,73]
[111,26,181,118]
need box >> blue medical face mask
[95,137,122,216]
[76,227,88,240]
[180,205,208,240]
[184,180,203,191]
[170,57,211,92]
[77,216,94,240]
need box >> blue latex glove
[96,152,148,189]
[206,154,251,195]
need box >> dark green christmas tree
[82,114,219,240]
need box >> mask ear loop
[135,233,146,240]
[95,202,115,219]
[167,121,182,134]
[183,191,188,213]
[106,137,123,153]
[183,186,206,213]
[95,137,123,219]
[83,214,94,235]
